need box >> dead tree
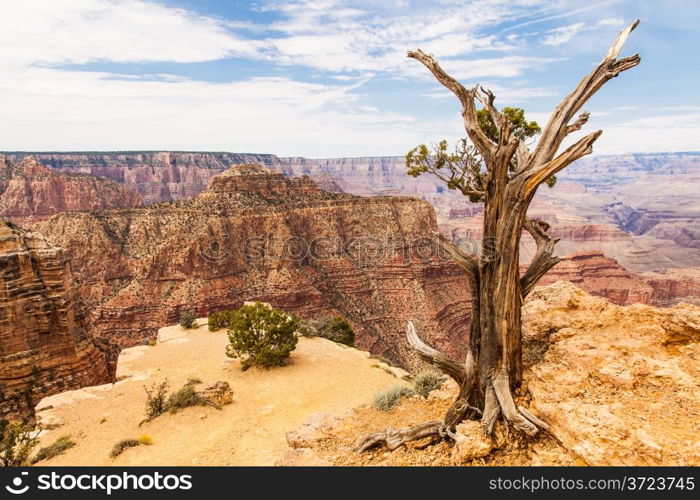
[357,20,640,452]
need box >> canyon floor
[33,321,404,466]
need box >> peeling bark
[358,21,640,453]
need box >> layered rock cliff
[534,251,654,306]
[0,221,117,419]
[0,156,142,225]
[35,165,472,370]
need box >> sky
[0,0,698,157]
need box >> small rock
[286,413,340,448]
[200,381,233,406]
[451,420,493,464]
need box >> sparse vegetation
[138,435,153,446]
[167,381,207,413]
[31,435,75,464]
[208,309,236,331]
[179,310,197,329]
[372,385,414,411]
[0,419,40,466]
[318,317,355,346]
[142,380,169,423]
[523,338,551,368]
[413,371,446,399]
[110,439,140,458]
[226,302,299,370]
[142,379,222,423]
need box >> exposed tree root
[355,420,444,452]
[356,323,551,453]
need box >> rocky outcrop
[534,251,654,305]
[0,156,142,225]
[523,282,699,466]
[639,268,700,306]
[0,221,117,419]
[35,165,472,370]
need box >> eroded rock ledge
[0,221,118,419]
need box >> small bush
[143,380,169,422]
[523,338,550,367]
[179,310,197,329]
[413,371,446,399]
[0,419,40,466]
[31,435,75,464]
[208,309,236,331]
[318,317,355,346]
[167,383,205,413]
[138,435,153,446]
[372,385,414,411]
[296,318,323,337]
[110,439,140,458]
[226,303,299,370]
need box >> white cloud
[0,0,265,68]
[542,22,586,46]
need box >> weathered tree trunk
[357,20,640,453]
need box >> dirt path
[34,321,406,466]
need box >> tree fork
[357,20,640,454]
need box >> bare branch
[526,20,640,170]
[407,50,494,160]
[524,129,602,196]
[435,233,480,283]
[565,111,590,135]
[407,321,467,385]
[520,218,561,297]
[476,86,502,138]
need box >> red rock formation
[529,251,654,306]
[35,165,472,370]
[0,156,142,225]
[0,221,117,419]
[639,268,700,306]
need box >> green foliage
[413,371,446,399]
[476,107,540,143]
[143,380,169,422]
[372,385,415,411]
[167,380,209,413]
[0,419,40,466]
[318,317,355,346]
[110,439,140,458]
[179,310,197,329]
[208,309,237,331]
[225,303,299,370]
[406,106,556,202]
[31,435,75,464]
[142,379,218,423]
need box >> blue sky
[0,0,698,157]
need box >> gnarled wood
[355,420,443,452]
[521,218,561,297]
[358,21,640,455]
[407,321,466,386]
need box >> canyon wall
[0,156,142,225]
[0,221,117,419]
[9,151,699,274]
[35,165,472,371]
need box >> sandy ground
[33,320,405,466]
